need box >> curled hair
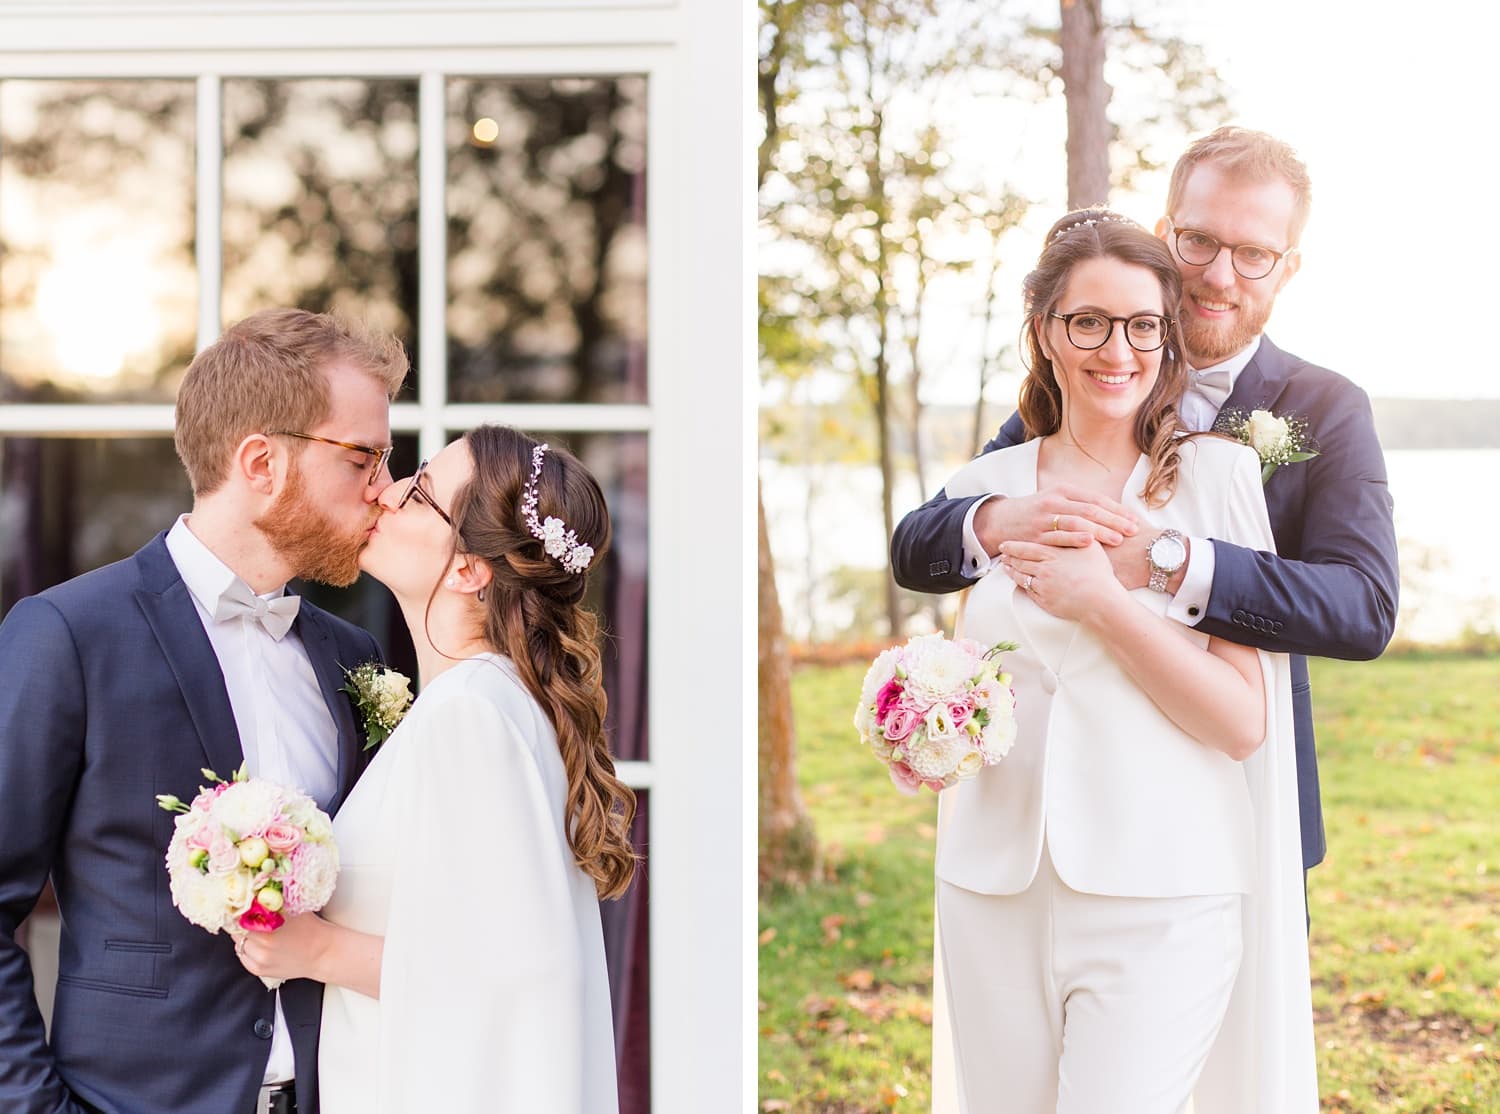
[1018,208,1192,507]
[174,308,408,495]
[449,426,638,900]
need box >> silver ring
[1023,574,1035,592]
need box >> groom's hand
[973,484,1139,557]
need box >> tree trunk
[1059,0,1111,210]
[758,481,818,887]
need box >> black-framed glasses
[1167,219,1295,280]
[1047,310,1171,353]
[396,458,454,527]
[268,430,394,486]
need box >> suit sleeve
[0,599,90,1113]
[1197,384,1398,660]
[889,410,1027,593]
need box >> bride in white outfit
[239,424,636,1113]
[932,211,1316,1113]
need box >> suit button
[1231,609,1246,625]
[1040,668,1058,694]
[254,1019,274,1040]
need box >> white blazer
[936,435,1268,899]
[932,432,1318,1113]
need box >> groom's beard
[1179,280,1274,366]
[253,462,372,587]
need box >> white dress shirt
[960,336,1263,628]
[165,516,340,1085]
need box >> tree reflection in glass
[222,79,420,400]
[447,77,648,404]
[0,81,197,404]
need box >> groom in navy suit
[0,310,408,1113]
[891,127,1399,879]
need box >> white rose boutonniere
[1217,408,1319,484]
[340,662,414,750]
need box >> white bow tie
[1193,365,1234,412]
[212,581,301,641]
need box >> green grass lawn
[758,655,1500,1113]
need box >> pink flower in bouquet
[239,901,285,933]
[881,705,921,743]
[206,832,242,876]
[875,678,904,720]
[262,822,302,855]
[888,760,923,795]
[948,700,975,731]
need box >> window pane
[0,435,192,611]
[0,81,197,404]
[446,77,647,404]
[222,79,420,401]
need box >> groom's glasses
[268,431,393,486]
[1048,311,1171,353]
[396,459,454,527]
[1166,219,1295,281]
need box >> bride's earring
[477,587,486,603]
[445,576,456,589]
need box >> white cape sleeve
[373,687,615,1114]
[1194,445,1320,1113]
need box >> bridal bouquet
[157,766,339,988]
[853,633,1019,794]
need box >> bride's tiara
[1049,212,1140,243]
[521,443,595,575]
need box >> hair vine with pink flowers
[520,443,595,575]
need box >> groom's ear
[234,434,278,496]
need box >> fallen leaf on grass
[843,968,876,990]
[856,891,876,908]
[759,927,778,946]
[801,993,839,1018]
[762,1101,791,1112]
[821,914,846,942]
[1350,989,1387,1009]
[1425,963,1447,985]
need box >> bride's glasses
[396,459,454,527]
[1048,310,1171,353]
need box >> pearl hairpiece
[520,443,595,575]
[1049,213,1140,243]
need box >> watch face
[1151,535,1186,570]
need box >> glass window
[446,76,647,405]
[0,81,197,404]
[222,79,421,400]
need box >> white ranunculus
[957,749,986,776]
[981,714,1018,761]
[171,869,230,931]
[1246,409,1290,456]
[901,634,980,705]
[212,780,284,841]
[221,869,254,916]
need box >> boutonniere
[1216,408,1319,484]
[340,663,414,750]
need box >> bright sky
[915,0,1500,406]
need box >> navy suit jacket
[890,336,1400,870]
[0,533,382,1114]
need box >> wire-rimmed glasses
[1047,310,1171,353]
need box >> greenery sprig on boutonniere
[340,663,414,750]
[1216,408,1319,484]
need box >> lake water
[761,449,1500,646]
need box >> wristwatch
[1147,529,1187,593]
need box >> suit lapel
[293,606,363,815]
[1217,335,1293,423]
[132,535,245,778]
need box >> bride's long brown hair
[1018,208,1193,507]
[447,425,638,900]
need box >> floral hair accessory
[340,662,414,750]
[520,443,595,575]
[1049,211,1139,242]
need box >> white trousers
[936,845,1243,1114]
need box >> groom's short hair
[1166,126,1313,247]
[174,308,408,495]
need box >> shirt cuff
[1165,537,1215,626]
[961,496,1003,579]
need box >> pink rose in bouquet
[157,765,341,988]
[853,633,1018,795]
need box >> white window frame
[0,5,746,1109]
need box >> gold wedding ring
[1024,574,1035,592]
[1051,514,1061,532]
